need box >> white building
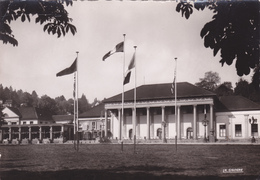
[102,82,260,142]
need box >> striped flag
[123,71,131,85]
[127,52,135,70]
[171,76,175,94]
[102,41,124,61]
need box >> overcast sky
[0,1,253,102]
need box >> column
[105,109,108,137]
[177,106,181,139]
[161,106,165,141]
[244,115,249,138]
[118,109,121,140]
[50,126,53,140]
[209,104,215,142]
[9,127,11,141]
[146,107,150,140]
[18,127,21,141]
[28,127,31,141]
[193,105,197,140]
[132,108,136,138]
[39,126,42,140]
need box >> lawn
[0,144,260,180]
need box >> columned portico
[209,104,215,142]
[161,106,165,141]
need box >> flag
[102,41,124,61]
[127,52,135,70]
[123,71,131,85]
[171,76,175,94]
[56,58,77,77]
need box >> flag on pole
[127,52,135,70]
[171,76,175,94]
[123,71,131,85]
[102,41,124,61]
[56,58,77,77]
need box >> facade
[102,82,260,142]
[78,103,111,140]
[0,106,74,143]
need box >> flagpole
[73,72,76,150]
[133,46,137,153]
[121,34,126,140]
[174,57,177,152]
[76,51,79,151]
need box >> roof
[79,103,105,118]
[104,82,216,103]
[215,96,260,112]
[52,115,74,122]
[19,107,52,120]
[5,106,21,117]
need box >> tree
[0,0,76,46]
[214,82,233,97]
[234,79,251,99]
[31,90,39,107]
[176,1,259,79]
[78,94,91,114]
[195,71,221,91]
[38,95,57,114]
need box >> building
[0,106,74,143]
[102,82,260,142]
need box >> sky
[0,1,253,103]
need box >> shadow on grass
[0,167,259,180]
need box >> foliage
[214,82,233,97]
[0,0,76,46]
[195,71,221,91]
[0,84,98,115]
[176,1,259,77]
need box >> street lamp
[249,116,257,143]
[202,118,209,142]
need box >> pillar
[209,104,215,142]
[118,109,121,140]
[244,115,249,138]
[105,109,108,137]
[50,126,53,140]
[177,106,181,139]
[146,107,150,140]
[39,126,42,140]
[161,106,166,142]
[9,127,11,141]
[193,105,197,140]
[18,127,21,141]
[28,127,31,141]
[132,108,136,139]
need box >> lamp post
[202,118,209,142]
[249,116,257,143]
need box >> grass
[0,144,260,180]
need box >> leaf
[26,14,30,22]
[176,3,182,12]
[57,27,61,38]
[21,14,25,22]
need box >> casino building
[101,82,260,142]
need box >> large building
[102,82,260,142]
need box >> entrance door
[187,127,193,139]
[129,129,133,140]
[157,128,162,139]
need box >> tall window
[235,124,242,137]
[219,125,226,137]
[92,122,96,129]
[251,124,258,136]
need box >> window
[12,122,17,125]
[251,124,258,136]
[219,125,226,137]
[23,122,26,124]
[235,124,242,137]
[92,122,96,129]
[30,121,33,124]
